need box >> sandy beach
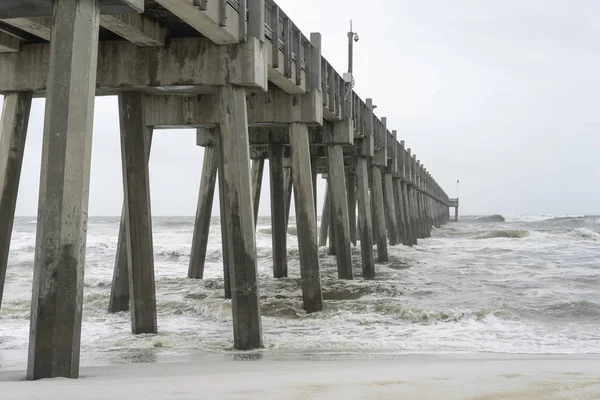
[2,353,599,399]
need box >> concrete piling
[188,142,219,279]
[27,0,100,380]
[269,143,288,278]
[383,171,399,246]
[218,85,262,350]
[318,180,330,247]
[370,165,388,262]
[356,158,375,279]
[108,129,154,314]
[119,92,157,335]
[346,170,357,246]
[0,92,32,310]
[328,144,353,279]
[289,123,323,312]
[251,158,265,227]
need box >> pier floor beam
[188,143,219,279]
[318,180,330,247]
[0,92,32,310]
[383,172,399,246]
[27,0,100,380]
[356,158,375,279]
[269,143,287,278]
[371,166,388,262]
[119,92,157,335]
[289,123,323,312]
[218,85,262,349]
[328,145,353,279]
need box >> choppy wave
[476,214,505,223]
[567,228,600,241]
[476,230,530,239]
[501,213,586,223]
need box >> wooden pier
[0,0,452,380]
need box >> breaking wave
[476,230,530,239]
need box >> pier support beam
[328,145,353,279]
[27,0,100,380]
[188,143,219,279]
[269,143,287,278]
[289,123,323,312]
[119,92,157,335]
[218,85,262,349]
[0,92,32,310]
[356,158,375,279]
[383,172,399,246]
[251,158,265,228]
[371,166,388,262]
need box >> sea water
[1,215,599,369]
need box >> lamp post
[348,20,359,74]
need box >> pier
[0,0,452,379]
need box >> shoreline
[2,352,600,399]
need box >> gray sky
[7,0,600,216]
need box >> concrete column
[311,157,318,219]
[283,166,293,229]
[383,172,399,246]
[371,166,388,262]
[218,85,262,349]
[188,144,219,279]
[401,182,414,246]
[108,131,153,313]
[27,0,100,380]
[318,180,330,247]
[0,92,32,310]
[393,178,408,246]
[289,123,323,312]
[269,144,287,278]
[356,158,375,279]
[251,158,265,228]
[346,170,357,246]
[119,92,157,335]
[328,145,353,280]
[216,133,231,299]
[409,186,419,244]
[327,183,337,256]
[455,206,459,222]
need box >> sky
[5,0,600,216]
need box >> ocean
[1,214,599,370]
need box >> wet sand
[2,353,599,399]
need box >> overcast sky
[6,0,600,217]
